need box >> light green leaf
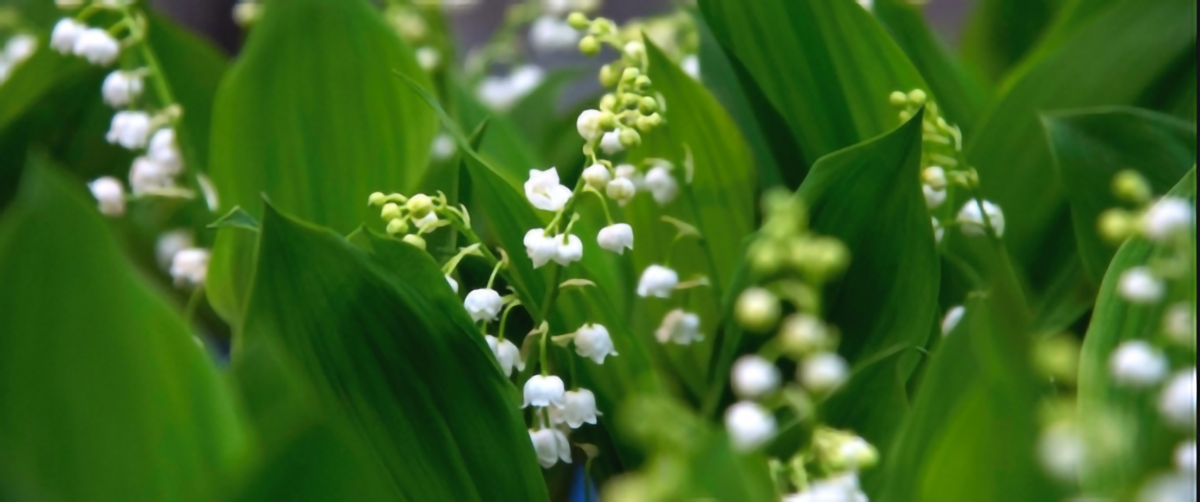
[209,205,262,232]
[206,0,437,323]
[1076,168,1196,497]
[0,162,247,501]
[960,0,1066,82]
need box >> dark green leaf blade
[960,0,1066,82]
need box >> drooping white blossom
[1158,368,1195,430]
[522,374,566,408]
[576,109,604,142]
[801,352,849,393]
[486,335,525,377]
[129,156,175,195]
[637,264,679,298]
[1142,197,1194,242]
[941,305,965,337]
[525,167,573,212]
[1118,267,1165,304]
[170,248,210,288]
[922,166,947,190]
[106,111,152,150]
[553,234,584,266]
[736,287,780,332]
[656,308,703,345]
[87,176,125,217]
[597,223,634,255]
[923,184,946,209]
[1038,424,1087,482]
[529,16,579,53]
[582,164,610,189]
[72,28,120,66]
[148,128,181,169]
[574,324,618,364]
[155,229,193,270]
[957,199,1006,237]
[51,19,86,54]
[781,314,829,354]
[615,164,645,189]
[101,71,144,108]
[600,131,625,156]
[553,389,601,428]
[605,177,636,206]
[644,166,678,205]
[529,428,572,469]
[1109,340,1168,387]
[464,288,503,322]
[857,0,875,11]
[1175,441,1195,475]
[414,211,438,230]
[524,229,559,268]
[732,355,781,399]
[445,275,458,294]
[725,401,776,451]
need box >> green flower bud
[381,202,402,221]
[599,65,620,88]
[405,193,433,218]
[646,113,664,127]
[368,192,386,206]
[622,67,640,82]
[899,110,912,122]
[1034,335,1080,383]
[599,93,618,111]
[907,89,927,106]
[1097,208,1135,244]
[386,218,409,236]
[402,234,426,250]
[638,96,659,114]
[736,287,781,333]
[636,115,656,132]
[567,12,590,30]
[579,36,600,56]
[889,91,908,106]
[619,128,641,148]
[1112,170,1152,204]
[589,18,615,36]
[621,93,642,110]
[634,75,652,91]
[598,111,617,131]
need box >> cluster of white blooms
[1,33,39,86]
[51,17,119,66]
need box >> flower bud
[402,234,426,250]
[907,89,927,106]
[599,65,620,88]
[889,91,908,106]
[635,116,656,133]
[368,192,386,206]
[922,166,947,190]
[732,355,781,399]
[1098,208,1135,244]
[567,12,590,30]
[736,287,781,333]
[621,93,642,110]
[800,353,849,393]
[598,111,617,132]
[579,36,600,56]
[634,75,652,91]
[623,41,646,62]
[1118,267,1164,304]
[1034,335,1080,383]
[1109,340,1167,387]
[406,193,433,218]
[583,164,611,189]
[619,128,642,148]
[638,96,659,114]
[381,202,402,220]
[386,218,410,236]
[606,177,636,205]
[1112,170,1152,204]
[725,402,776,451]
[799,237,850,278]
[599,93,618,111]
[781,314,830,355]
[621,67,640,82]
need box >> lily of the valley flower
[525,168,573,212]
[957,199,1006,237]
[106,111,152,150]
[554,234,583,266]
[600,131,624,155]
[523,374,566,408]
[725,401,776,451]
[553,389,601,428]
[486,335,525,377]
[525,229,559,268]
[800,352,849,393]
[1159,368,1195,430]
[656,308,703,345]
[637,264,678,298]
[102,71,144,108]
[1142,197,1195,242]
[148,128,181,169]
[732,355,780,399]
[780,313,830,355]
[576,109,605,142]
[1118,267,1164,304]
[529,428,572,469]
[597,223,634,254]
[464,289,503,322]
[1176,441,1196,475]
[582,164,610,189]
[573,324,618,364]
[129,156,178,195]
[605,177,636,206]
[923,184,946,209]
[50,19,85,54]
[1109,340,1168,387]
[644,166,678,205]
[155,230,193,270]
[170,248,210,288]
[477,65,545,112]
[88,177,126,217]
[72,28,120,66]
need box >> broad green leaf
[209,205,262,232]
[698,0,927,176]
[206,0,437,323]
[0,41,89,133]
[454,81,543,185]
[967,0,1195,273]
[960,0,1065,82]
[0,162,247,501]
[508,69,584,154]
[1076,169,1195,497]
[1046,107,1196,284]
[232,204,549,501]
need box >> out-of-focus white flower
[801,353,849,393]
[1163,303,1195,346]
[725,401,776,451]
[957,199,1006,237]
[834,436,879,471]
[464,289,503,322]
[529,428,572,469]
[101,71,143,108]
[574,324,618,364]
[129,157,175,195]
[923,184,946,209]
[615,164,644,188]
[784,473,867,502]
[1175,441,1195,475]
[1137,473,1194,502]
[922,166,947,190]
[156,229,194,270]
[88,176,125,217]
[553,389,601,428]
[605,177,636,206]
[106,111,152,150]
[1118,267,1165,304]
[51,19,86,54]
[553,234,583,266]
[681,54,700,80]
[857,0,875,11]
[415,47,440,71]
[5,34,37,64]
[1159,368,1195,430]
[942,305,965,337]
[781,314,830,355]
[485,335,524,377]
[477,65,545,112]
[72,28,120,66]
[530,16,579,53]
[637,264,678,298]
[656,309,703,345]
[525,167,573,212]
[1109,340,1168,387]
[413,211,438,230]
[524,229,559,268]
[1142,197,1194,242]
[732,355,780,399]
[232,1,263,27]
[148,128,181,169]
[597,223,634,255]
[582,164,610,189]
[736,287,780,332]
[1038,424,1086,483]
[623,41,645,61]
[170,248,210,288]
[599,131,624,156]
[431,133,457,162]
[932,216,945,244]
[523,374,566,408]
[644,166,678,205]
[576,109,605,142]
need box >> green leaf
[0,43,89,133]
[0,162,247,501]
[1076,169,1195,497]
[967,0,1196,274]
[960,0,1066,82]
[209,205,262,232]
[1046,106,1197,284]
[205,0,438,323]
[698,0,927,176]
[232,203,550,501]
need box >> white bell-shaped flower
[72,28,120,66]
[529,16,579,53]
[414,211,438,230]
[485,335,525,377]
[576,109,604,142]
[941,305,966,336]
[525,167,573,212]
[957,199,1006,237]
[600,131,625,156]
[464,288,503,322]
[101,71,144,108]
[106,111,152,150]
[524,229,559,268]
[574,324,618,364]
[732,355,781,399]
[155,229,193,270]
[784,473,867,502]
[50,19,85,54]
[656,309,703,345]
[554,389,601,428]
[781,314,830,355]
[615,164,645,188]
[923,184,946,209]
[644,166,678,205]
[1109,340,1168,387]
[800,352,849,393]
[582,164,610,189]
[1038,424,1086,483]
[1176,441,1196,475]
[522,374,566,408]
[445,275,459,294]
[725,401,776,451]
[529,428,572,469]
[1159,368,1195,430]
[597,223,634,255]
[170,248,210,288]
[922,166,948,190]
[148,128,181,169]
[415,47,440,71]
[637,264,678,298]
[88,176,125,217]
[1118,267,1164,304]
[605,177,636,206]
[431,133,457,162]
[129,157,176,195]
[5,34,37,64]
[553,234,583,266]
[1142,197,1194,242]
